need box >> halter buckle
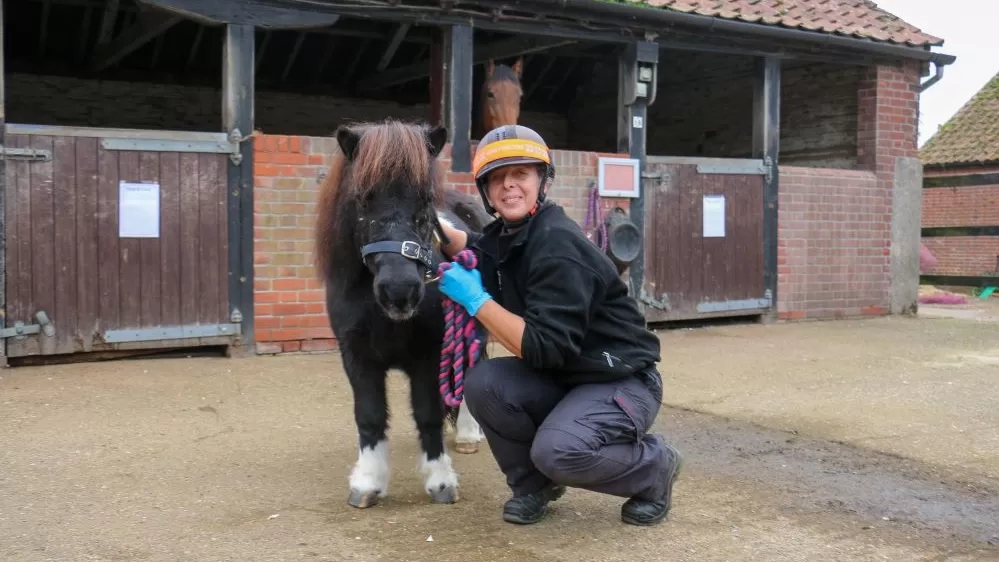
[400,241,422,260]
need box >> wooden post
[444,24,473,172]
[617,41,658,302]
[429,28,445,127]
[0,0,7,365]
[752,56,781,320]
[223,23,255,352]
[0,0,7,367]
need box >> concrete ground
[1,311,998,561]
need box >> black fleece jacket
[467,202,661,386]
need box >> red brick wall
[921,237,999,277]
[921,165,999,277]
[777,167,889,319]
[776,61,921,321]
[252,134,630,353]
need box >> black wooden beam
[376,23,411,72]
[429,28,445,127]
[525,56,557,100]
[922,226,999,237]
[137,0,340,28]
[281,32,307,83]
[222,24,256,351]
[448,24,474,173]
[357,35,576,91]
[254,30,272,74]
[295,5,636,44]
[340,38,370,87]
[752,56,781,320]
[89,8,182,71]
[96,0,121,46]
[920,274,999,288]
[314,35,337,83]
[617,41,656,302]
[923,172,999,188]
[184,24,205,73]
[0,0,7,366]
[149,34,165,69]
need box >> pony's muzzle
[375,277,425,319]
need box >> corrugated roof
[920,72,999,167]
[627,0,944,47]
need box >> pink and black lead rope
[437,249,483,408]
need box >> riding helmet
[472,124,556,216]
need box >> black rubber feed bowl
[604,210,642,273]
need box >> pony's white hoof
[347,488,382,509]
[454,440,480,454]
[348,440,389,509]
[428,484,459,504]
[421,452,460,504]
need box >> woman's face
[486,164,542,222]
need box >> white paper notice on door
[702,194,725,238]
[119,181,160,238]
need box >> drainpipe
[920,61,946,92]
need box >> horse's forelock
[314,121,445,283]
[488,64,521,86]
[349,122,444,206]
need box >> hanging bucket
[603,207,642,274]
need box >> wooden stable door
[2,125,238,358]
[639,156,769,322]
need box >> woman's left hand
[440,264,492,315]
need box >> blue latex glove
[439,263,492,316]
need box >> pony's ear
[512,58,523,78]
[335,125,361,161]
[486,59,495,77]
[426,125,448,158]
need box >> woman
[436,124,682,526]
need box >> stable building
[0,0,954,360]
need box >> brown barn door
[2,125,241,358]
[639,156,770,322]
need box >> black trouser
[463,356,672,501]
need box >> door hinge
[228,128,244,165]
[0,146,53,162]
[1,311,56,339]
[638,289,670,310]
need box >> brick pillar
[856,61,923,315]
[857,62,920,171]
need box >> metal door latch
[1,311,56,339]
[0,146,53,162]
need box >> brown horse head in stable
[481,58,523,132]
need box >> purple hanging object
[583,182,608,251]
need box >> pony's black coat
[315,120,492,491]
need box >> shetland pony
[314,120,491,508]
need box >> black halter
[359,218,451,283]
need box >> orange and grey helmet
[472,124,556,216]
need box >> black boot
[621,440,683,526]
[502,484,566,525]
